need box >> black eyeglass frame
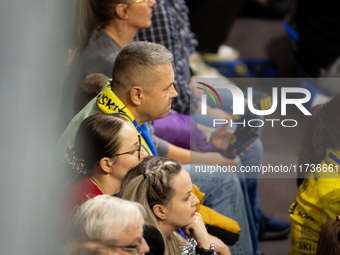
[111,238,143,253]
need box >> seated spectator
[121,156,230,255]
[316,215,340,255]
[290,92,340,254]
[56,41,176,162]
[59,0,156,130]
[59,113,148,227]
[65,194,149,255]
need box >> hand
[210,124,234,151]
[182,212,211,249]
[208,234,231,255]
[240,143,253,157]
[210,125,254,156]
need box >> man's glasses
[112,135,141,160]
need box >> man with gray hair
[57,41,177,158]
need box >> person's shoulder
[143,226,165,255]
[86,29,121,54]
[59,177,101,225]
[79,31,120,77]
[56,99,100,160]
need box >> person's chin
[163,109,171,117]
[145,20,152,28]
[158,113,169,120]
[155,108,171,120]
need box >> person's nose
[192,193,200,207]
[140,147,148,160]
[139,237,150,254]
[169,84,178,99]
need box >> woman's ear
[152,204,167,221]
[130,86,143,106]
[115,3,129,19]
[98,157,114,174]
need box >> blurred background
[0,1,71,254]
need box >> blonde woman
[121,156,230,255]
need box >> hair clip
[67,149,87,175]
[335,215,340,226]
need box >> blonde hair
[120,156,182,255]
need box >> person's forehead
[153,63,173,75]
[119,222,143,241]
[153,64,174,86]
[173,169,191,195]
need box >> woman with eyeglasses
[60,0,157,129]
[59,113,148,228]
[121,156,229,255]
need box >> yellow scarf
[97,81,153,156]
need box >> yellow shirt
[289,148,340,254]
